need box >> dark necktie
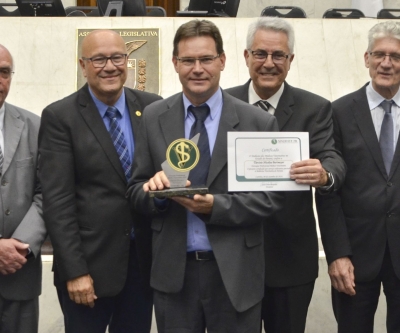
[0,144,3,175]
[188,105,211,186]
[105,106,132,180]
[379,100,394,175]
[254,100,271,112]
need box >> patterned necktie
[188,105,211,186]
[0,144,3,175]
[379,100,394,176]
[105,106,132,180]
[254,100,271,112]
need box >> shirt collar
[248,80,284,109]
[366,81,400,110]
[183,88,223,120]
[0,103,4,131]
[88,87,126,118]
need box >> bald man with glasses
[39,30,161,333]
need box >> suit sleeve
[316,103,352,264]
[39,106,89,281]
[12,175,46,257]
[310,100,346,191]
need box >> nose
[192,59,204,72]
[381,54,393,67]
[262,54,275,67]
[103,58,117,70]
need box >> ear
[172,56,179,73]
[364,51,370,68]
[244,49,250,68]
[219,53,226,71]
[287,53,295,70]
[79,58,87,78]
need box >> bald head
[81,30,127,57]
[0,44,13,108]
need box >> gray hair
[368,21,400,51]
[246,17,295,54]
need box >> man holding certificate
[127,19,282,332]
[226,17,346,333]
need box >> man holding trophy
[127,19,282,333]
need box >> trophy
[149,133,209,198]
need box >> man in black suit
[317,21,400,333]
[39,30,161,333]
[225,17,346,333]
[127,19,282,333]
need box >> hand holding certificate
[228,132,310,191]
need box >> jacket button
[387,212,392,218]
[1,179,6,186]
[387,182,393,187]
[5,209,10,216]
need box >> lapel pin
[136,111,142,117]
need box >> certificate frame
[228,132,310,191]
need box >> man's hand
[328,257,356,296]
[290,159,329,187]
[67,274,98,308]
[172,194,214,214]
[143,171,191,192]
[0,238,29,275]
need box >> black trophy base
[149,186,209,198]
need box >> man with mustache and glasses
[226,17,346,333]
[317,21,400,333]
[39,30,161,333]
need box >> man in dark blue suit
[317,21,400,333]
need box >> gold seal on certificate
[149,134,209,198]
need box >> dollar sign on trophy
[148,133,209,198]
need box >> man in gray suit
[127,19,282,333]
[0,44,45,333]
[226,17,345,333]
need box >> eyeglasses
[369,52,400,64]
[81,54,127,68]
[0,68,14,79]
[175,55,220,67]
[248,50,290,64]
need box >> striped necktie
[105,106,132,180]
[379,100,394,176]
[254,100,271,112]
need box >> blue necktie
[105,106,132,180]
[188,105,211,186]
[379,100,394,176]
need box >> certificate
[228,132,309,191]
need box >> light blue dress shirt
[89,88,135,163]
[183,89,223,252]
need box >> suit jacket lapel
[78,85,126,183]
[351,85,387,178]
[125,88,142,140]
[159,93,185,145]
[3,103,23,174]
[274,82,294,130]
[207,92,239,186]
